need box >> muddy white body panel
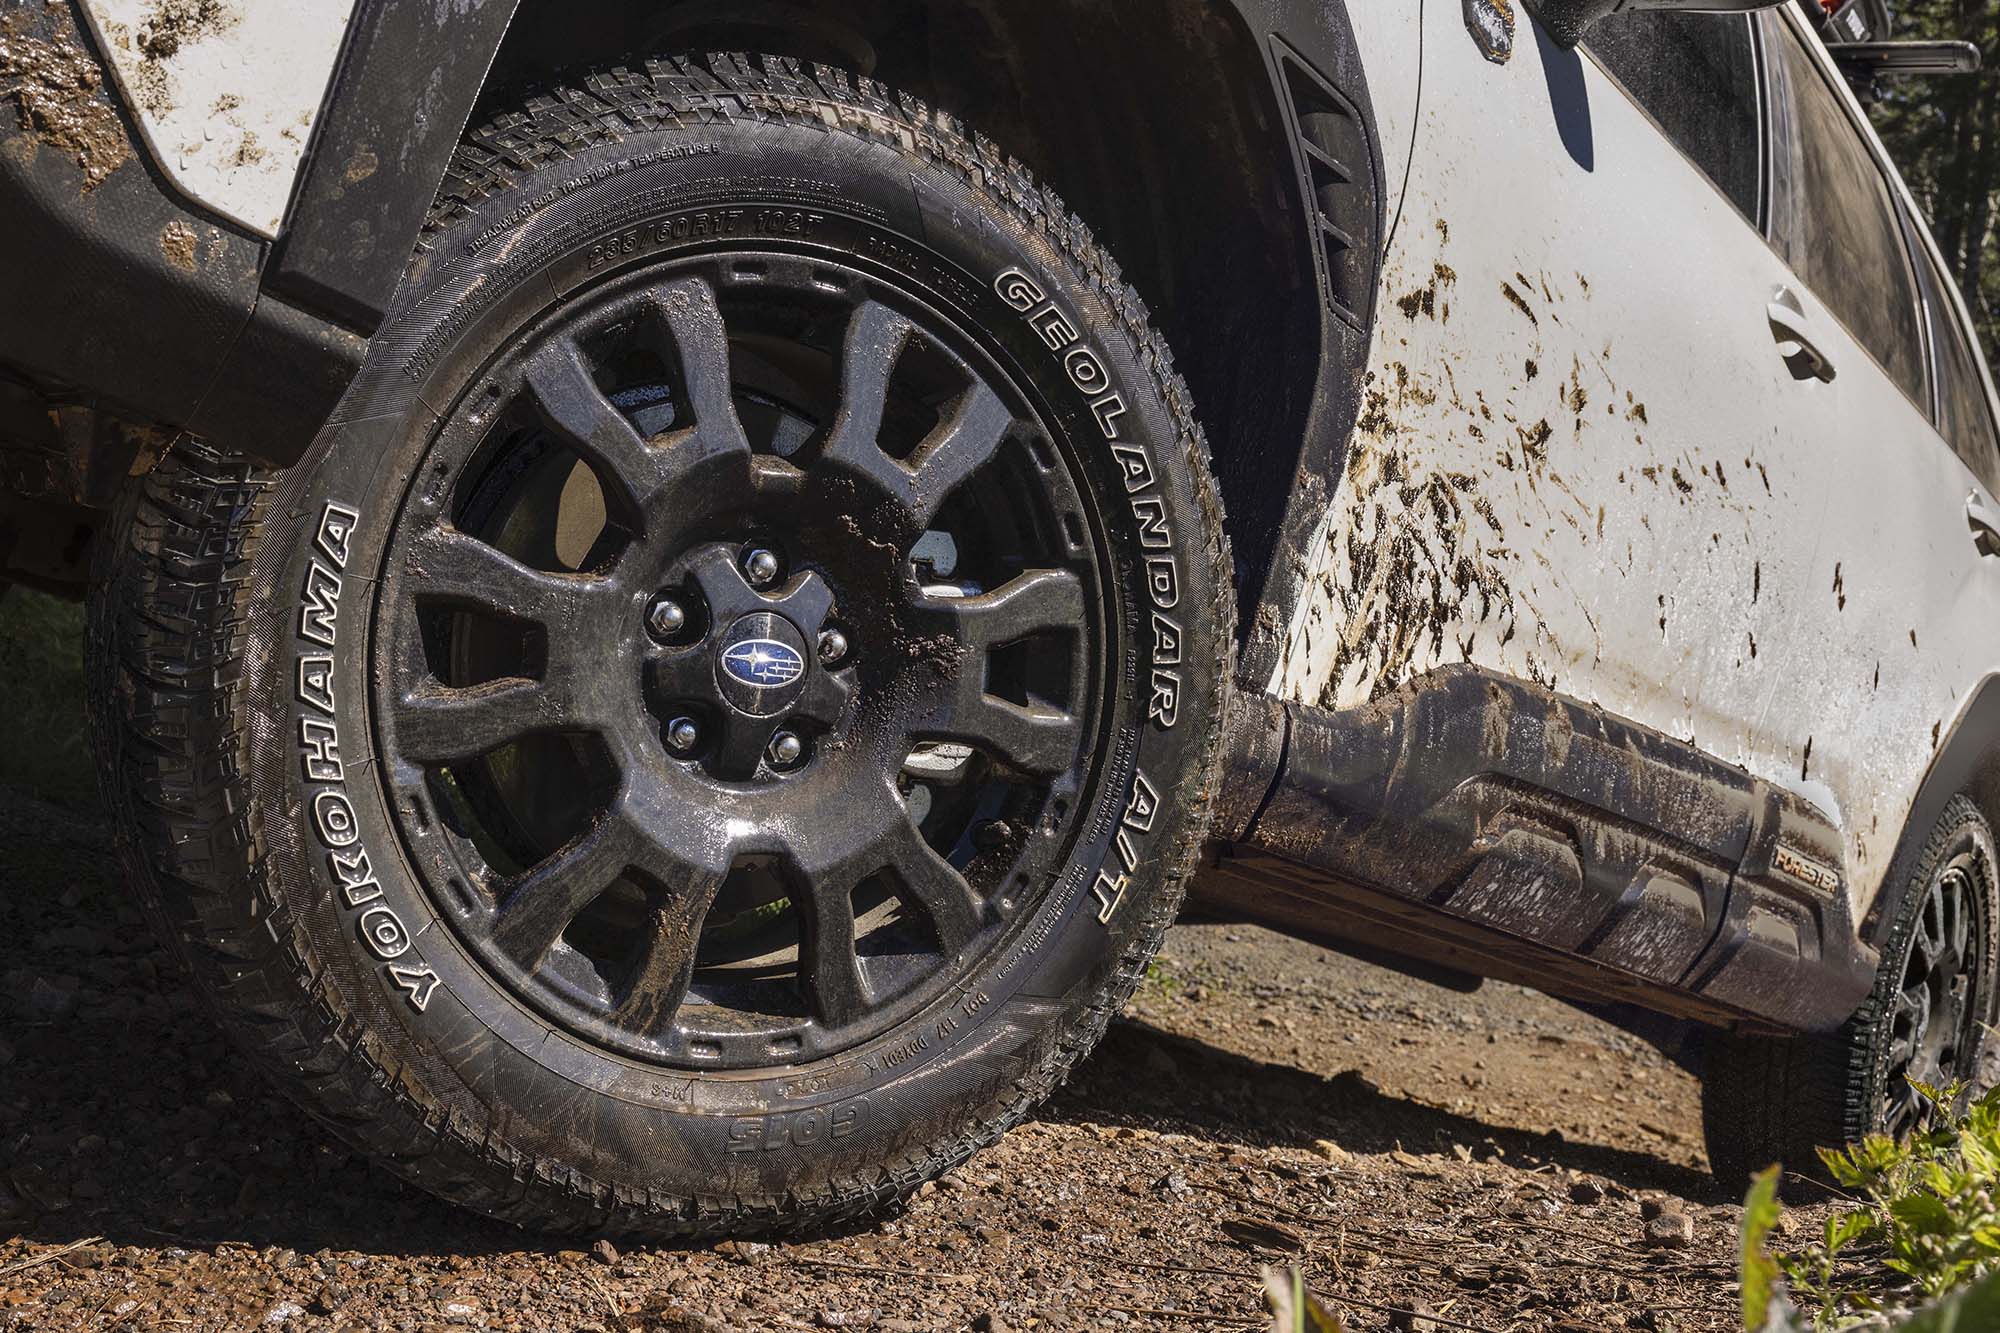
[1273,1,2000,917]
[78,0,354,236]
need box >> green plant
[1741,1081,2000,1331]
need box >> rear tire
[89,54,1232,1237]
[1702,796,1999,1187]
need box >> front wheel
[89,55,1232,1236]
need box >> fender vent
[1276,43,1376,330]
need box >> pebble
[1643,1211,1695,1249]
[1390,1303,1443,1332]
[972,1315,1013,1333]
[1569,1178,1606,1205]
[590,1238,620,1266]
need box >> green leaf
[1743,1165,1784,1331]
[1895,1269,2000,1333]
[1890,1193,1959,1237]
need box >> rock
[1311,1138,1352,1165]
[1643,1211,1695,1250]
[3,970,81,1022]
[972,1315,1013,1333]
[816,1310,877,1328]
[590,1238,620,1266]
[1569,1178,1606,1205]
[262,1302,305,1325]
[1219,1215,1306,1253]
[1389,1304,1443,1332]
[1639,1195,1676,1221]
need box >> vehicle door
[1275,6,1843,804]
[1751,4,2000,911]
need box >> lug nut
[647,594,689,640]
[666,717,702,755]
[818,627,849,665]
[743,547,781,588]
[767,730,805,769]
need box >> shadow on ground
[0,767,1711,1265]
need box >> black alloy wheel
[1876,842,1992,1134]
[375,257,1105,1070]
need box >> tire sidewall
[241,118,1225,1195]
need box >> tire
[88,54,1232,1237]
[1702,795,2000,1188]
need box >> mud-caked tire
[89,54,1232,1237]
[1702,796,1999,1188]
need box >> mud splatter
[1499,281,1538,325]
[0,9,131,190]
[1524,358,1538,381]
[159,218,196,271]
[136,0,235,60]
[1393,263,1458,321]
[1832,562,1845,612]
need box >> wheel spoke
[391,677,571,766]
[905,571,1086,776]
[523,338,666,513]
[914,569,1085,648]
[803,873,868,1028]
[711,714,783,781]
[403,524,599,627]
[491,815,642,970]
[1944,868,1973,959]
[818,302,1016,529]
[885,816,983,956]
[644,646,714,705]
[650,277,749,452]
[820,299,912,487]
[612,868,727,1036]
[903,381,1013,525]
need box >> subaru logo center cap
[713,612,811,716]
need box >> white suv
[1,0,1992,1232]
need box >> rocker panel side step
[1200,667,1878,1034]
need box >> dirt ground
[0,766,1823,1333]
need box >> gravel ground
[0,774,1826,1332]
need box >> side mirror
[1528,0,1789,49]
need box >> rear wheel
[90,55,1231,1236]
[1702,796,1999,1186]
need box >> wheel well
[1864,673,2000,947]
[474,0,1324,649]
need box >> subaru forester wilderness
[2,0,1995,1233]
